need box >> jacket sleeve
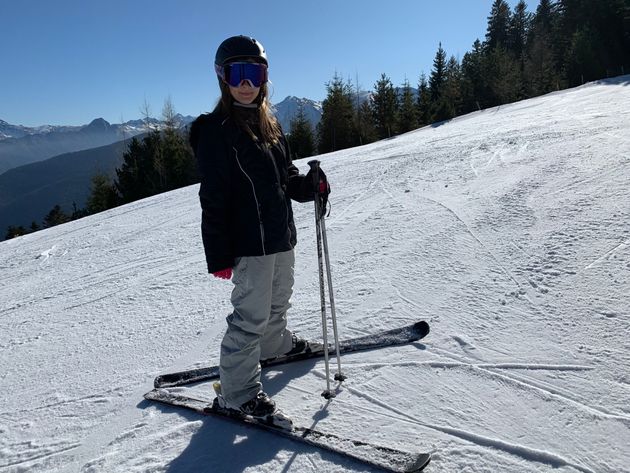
[284,137,315,203]
[191,115,235,273]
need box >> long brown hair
[218,81,282,145]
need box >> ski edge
[144,388,432,473]
[154,320,430,388]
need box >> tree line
[5,0,629,239]
[288,0,630,157]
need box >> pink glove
[213,268,232,280]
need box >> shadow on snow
[140,359,357,472]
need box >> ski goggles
[215,62,268,87]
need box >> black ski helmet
[215,35,267,67]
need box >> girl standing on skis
[189,35,329,417]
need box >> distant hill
[0,137,132,235]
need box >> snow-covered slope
[1,76,629,473]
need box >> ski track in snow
[298,363,599,472]
[342,384,596,473]
[439,355,630,424]
[2,77,630,472]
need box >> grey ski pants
[219,249,295,407]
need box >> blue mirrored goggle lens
[217,62,268,87]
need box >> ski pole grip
[308,160,320,193]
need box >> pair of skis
[144,320,432,472]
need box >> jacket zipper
[264,143,291,230]
[233,147,266,255]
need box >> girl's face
[229,81,260,105]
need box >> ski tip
[413,320,430,337]
[143,389,161,401]
[406,452,432,472]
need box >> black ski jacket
[190,107,314,273]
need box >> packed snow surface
[2,77,629,473]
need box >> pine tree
[486,46,522,106]
[356,100,378,145]
[486,0,512,50]
[115,98,196,204]
[508,0,531,99]
[371,73,399,139]
[434,56,462,121]
[160,98,197,190]
[87,173,119,214]
[397,79,418,133]
[70,201,88,221]
[5,226,27,239]
[525,0,561,95]
[429,43,448,102]
[482,0,525,106]
[416,73,432,125]
[565,27,602,85]
[508,0,530,60]
[115,132,161,203]
[162,127,196,191]
[288,105,315,160]
[43,205,70,228]
[317,74,357,153]
[461,40,488,112]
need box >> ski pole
[309,161,344,381]
[308,160,346,399]
[320,214,345,382]
[308,160,334,399]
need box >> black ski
[144,388,431,472]
[154,321,430,388]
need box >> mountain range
[273,96,322,132]
[0,116,195,175]
[0,96,323,237]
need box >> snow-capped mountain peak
[273,96,322,132]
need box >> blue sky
[1,0,526,126]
